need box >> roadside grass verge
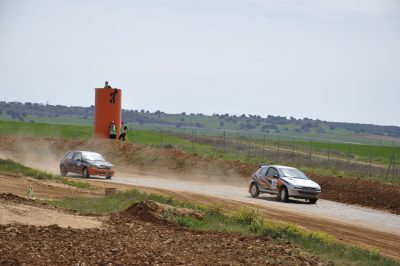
[0,158,92,189]
[48,190,398,266]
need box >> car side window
[266,167,279,177]
[72,152,82,161]
[259,167,268,177]
[266,168,273,177]
[65,152,73,160]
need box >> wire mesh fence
[131,124,399,181]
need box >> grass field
[49,190,399,266]
[3,110,400,146]
[0,120,92,139]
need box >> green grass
[23,114,93,126]
[0,120,92,139]
[177,208,397,266]
[292,139,397,164]
[3,111,400,146]
[49,190,399,266]
[0,158,92,189]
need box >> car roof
[68,151,101,155]
[260,165,297,170]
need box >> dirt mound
[0,192,50,209]
[0,220,330,265]
[310,174,400,214]
[120,200,167,223]
[118,200,204,224]
[0,193,32,203]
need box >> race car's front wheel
[60,165,67,177]
[278,186,289,202]
[250,183,260,198]
[309,199,318,204]
[83,167,90,178]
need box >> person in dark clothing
[104,81,112,88]
[119,122,128,141]
[109,121,117,139]
[109,88,118,104]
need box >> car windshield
[280,168,308,179]
[82,153,105,161]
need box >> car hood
[86,160,114,167]
[281,177,320,189]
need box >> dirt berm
[117,200,205,223]
[0,197,330,265]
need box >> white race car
[249,165,321,203]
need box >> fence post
[327,141,330,167]
[277,135,280,163]
[348,143,351,174]
[248,134,251,156]
[191,128,194,151]
[160,128,163,147]
[262,134,266,161]
[194,129,197,149]
[292,138,294,153]
[369,146,372,176]
[291,138,295,164]
[236,132,239,158]
[223,130,227,153]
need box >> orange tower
[94,88,122,138]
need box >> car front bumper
[288,188,320,199]
[88,168,115,177]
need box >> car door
[264,167,280,192]
[254,167,270,190]
[71,152,83,173]
[63,152,74,172]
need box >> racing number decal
[271,179,277,189]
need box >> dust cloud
[0,136,250,187]
[0,137,63,174]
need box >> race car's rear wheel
[278,186,289,202]
[60,165,67,177]
[250,183,260,198]
[106,175,112,180]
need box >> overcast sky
[0,0,399,126]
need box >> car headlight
[294,186,302,189]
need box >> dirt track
[0,196,330,266]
